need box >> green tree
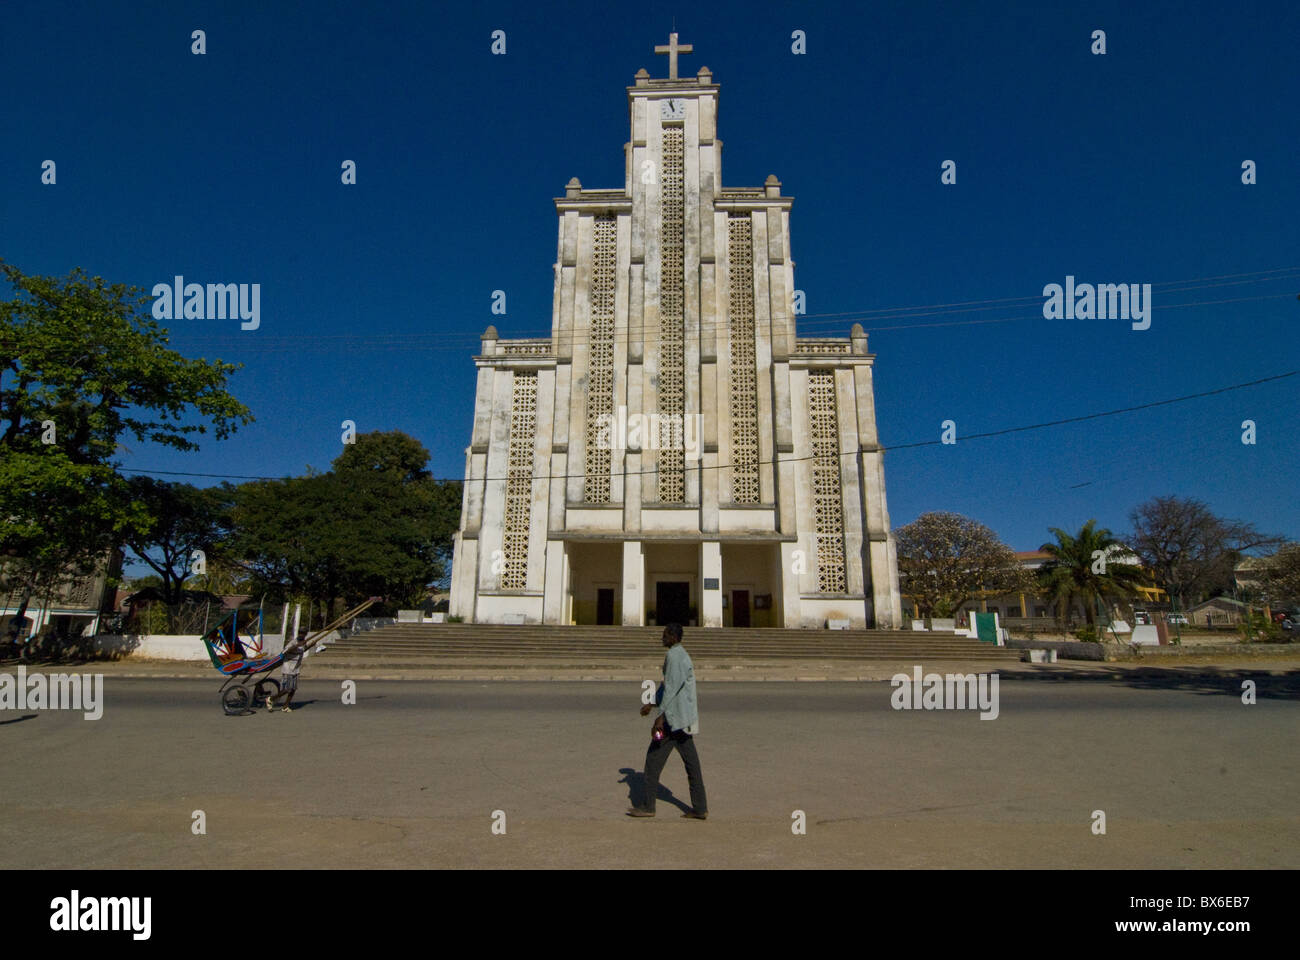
[226,432,461,622]
[189,556,251,597]
[331,432,461,596]
[1037,520,1149,626]
[895,512,1031,618]
[122,478,235,606]
[0,261,251,628]
[229,473,342,612]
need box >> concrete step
[318,623,1021,662]
[369,621,946,634]
[331,634,987,644]
[325,640,1003,655]
[344,627,975,643]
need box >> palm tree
[1038,520,1149,627]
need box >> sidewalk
[10,651,1298,682]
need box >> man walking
[628,622,708,820]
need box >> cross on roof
[654,32,694,79]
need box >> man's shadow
[618,767,691,814]
[251,699,319,715]
[278,699,319,712]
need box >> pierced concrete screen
[501,372,538,590]
[727,214,759,504]
[584,214,618,503]
[808,370,846,593]
[657,127,685,502]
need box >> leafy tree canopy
[122,478,235,606]
[1038,520,1148,625]
[0,261,251,595]
[230,431,461,616]
[895,511,1031,618]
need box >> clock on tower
[659,98,686,121]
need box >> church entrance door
[732,590,751,627]
[596,589,615,625]
[655,582,690,627]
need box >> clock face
[660,98,686,121]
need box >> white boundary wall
[93,635,210,660]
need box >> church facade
[450,37,903,629]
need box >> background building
[0,550,123,642]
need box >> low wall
[86,630,341,661]
[1126,642,1297,658]
[90,635,211,661]
[1002,638,1107,661]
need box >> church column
[861,449,896,627]
[835,368,867,604]
[750,210,776,505]
[543,540,566,624]
[700,541,722,627]
[612,213,632,503]
[621,540,645,626]
[852,338,898,627]
[478,368,517,595]
[567,216,592,506]
[682,95,702,507]
[780,542,803,627]
[884,470,904,627]
[700,334,719,533]
[450,534,477,621]
[624,371,643,534]
[563,548,574,625]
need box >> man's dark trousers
[643,727,707,814]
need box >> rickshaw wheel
[222,685,252,715]
[255,678,280,705]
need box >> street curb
[22,658,1300,683]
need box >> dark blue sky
[4,0,1297,554]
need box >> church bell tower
[450,35,904,631]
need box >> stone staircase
[316,623,1020,667]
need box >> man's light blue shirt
[655,643,699,735]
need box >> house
[0,550,123,641]
[1184,596,1248,626]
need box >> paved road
[3,672,1297,868]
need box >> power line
[883,371,1298,450]
[117,368,1298,484]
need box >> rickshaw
[201,598,381,715]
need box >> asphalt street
[3,673,1297,868]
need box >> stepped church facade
[449,36,903,629]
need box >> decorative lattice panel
[657,127,685,502]
[808,371,847,593]
[584,215,617,502]
[66,578,94,606]
[501,372,538,590]
[727,215,759,503]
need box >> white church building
[450,36,903,629]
